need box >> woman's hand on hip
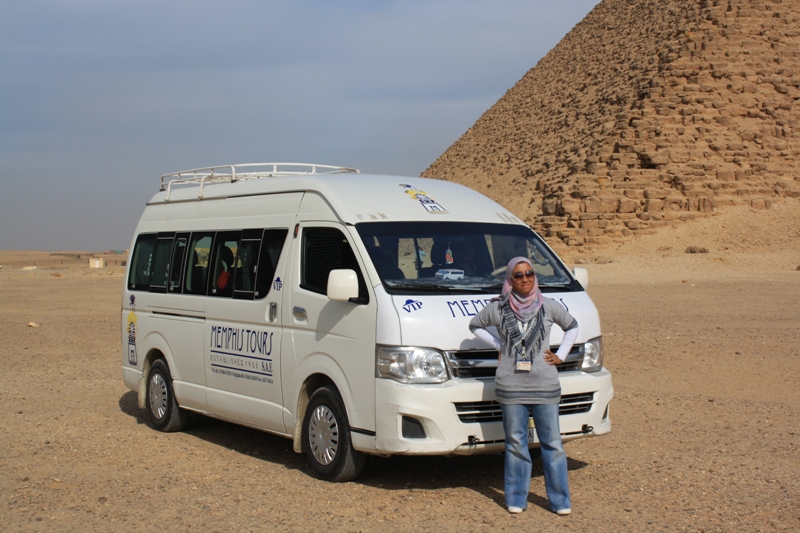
[543,350,562,365]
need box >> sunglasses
[511,270,535,280]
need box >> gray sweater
[469,297,578,405]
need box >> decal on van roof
[400,184,448,214]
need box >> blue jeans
[500,402,571,512]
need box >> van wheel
[146,359,187,432]
[302,386,366,482]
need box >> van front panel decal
[447,298,493,318]
[402,299,423,313]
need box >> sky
[1,0,600,252]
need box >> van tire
[146,359,187,432]
[302,386,366,482]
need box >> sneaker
[508,506,524,514]
[556,508,571,516]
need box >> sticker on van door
[126,311,138,366]
[209,325,274,384]
[400,184,448,214]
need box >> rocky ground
[1,202,799,532]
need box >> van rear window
[128,234,157,291]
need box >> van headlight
[581,337,604,373]
[376,346,450,384]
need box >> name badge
[516,361,531,371]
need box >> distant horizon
[0,249,129,254]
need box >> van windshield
[355,221,582,295]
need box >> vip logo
[273,277,283,291]
[402,299,423,313]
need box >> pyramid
[423,0,800,249]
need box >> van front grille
[454,392,596,424]
[453,401,503,423]
[447,350,498,379]
[446,346,584,379]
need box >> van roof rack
[160,163,360,200]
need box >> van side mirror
[327,269,359,301]
[573,267,589,290]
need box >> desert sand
[1,202,798,532]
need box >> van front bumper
[370,369,613,456]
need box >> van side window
[128,234,157,291]
[184,233,214,295]
[301,227,368,303]
[150,235,175,293]
[254,229,288,299]
[210,231,240,297]
[233,229,262,299]
[168,234,189,293]
[128,229,288,298]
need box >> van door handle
[293,306,307,320]
[269,302,277,322]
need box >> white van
[121,163,613,481]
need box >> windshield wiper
[389,283,463,292]
[386,282,502,293]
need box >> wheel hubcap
[308,405,338,465]
[149,372,168,420]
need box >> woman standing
[469,257,579,515]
